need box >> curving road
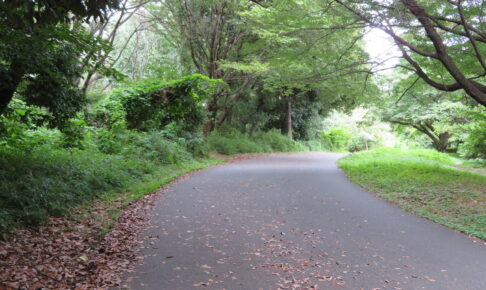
[125,153,486,289]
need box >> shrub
[208,129,305,155]
[88,74,223,131]
[303,139,328,151]
[0,128,196,235]
[320,127,351,152]
[208,134,248,155]
[459,113,486,159]
[251,129,302,152]
[92,129,192,164]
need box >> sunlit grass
[338,148,486,240]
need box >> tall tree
[226,0,377,136]
[149,0,254,134]
[379,73,480,152]
[80,0,150,95]
[0,0,119,117]
[335,0,486,106]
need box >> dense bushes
[208,129,308,155]
[88,74,222,131]
[0,146,144,231]
[320,108,400,152]
[458,113,486,159]
[0,126,207,236]
[319,128,351,152]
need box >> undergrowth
[0,129,207,237]
[208,128,323,155]
[0,127,327,238]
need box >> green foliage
[235,0,376,106]
[0,18,115,129]
[252,129,306,152]
[346,135,372,152]
[339,148,486,240]
[59,118,89,149]
[301,139,329,152]
[320,128,351,152]
[208,128,305,155]
[343,0,486,105]
[20,45,87,127]
[377,73,486,155]
[0,99,42,147]
[229,88,330,141]
[209,134,263,155]
[379,76,477,152]
[458,112,486,159]
[87,93,127,129]
[0,144,141,233]
[100,130,192,164]
[321,107,401,152]
[0,126,206,235]
[0,0,118,28]
[89,74,222,131]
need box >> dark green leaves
[0,0,119,30]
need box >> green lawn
[338,148,486,240]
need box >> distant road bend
[126,153,486,289]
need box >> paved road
[125,153,486,289]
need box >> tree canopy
[0,0,484,155]
[335,0,486,106]
[0,0,119,122]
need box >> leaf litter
[0,154,262,289]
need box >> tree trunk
[434,132,452,153]
[0,62,24,116]
[203,95,218,137]
[0,88,15,116]
[203,114,215,137]
[286,95,292,139]
[247,95,265,135]
[215,106,232,129]
[390,120,453,153]
[413,123,451,152]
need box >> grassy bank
[0,128,323,238]
[338,148,486,240]
[0,139,221,238]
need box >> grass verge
[75,156,225,238]
[338,148,486,240]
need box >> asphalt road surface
[125,153,486,289]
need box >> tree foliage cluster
[378,72,485,158]
[89,74,222,131]
[336,0,486,106]
[0,0,119,129]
